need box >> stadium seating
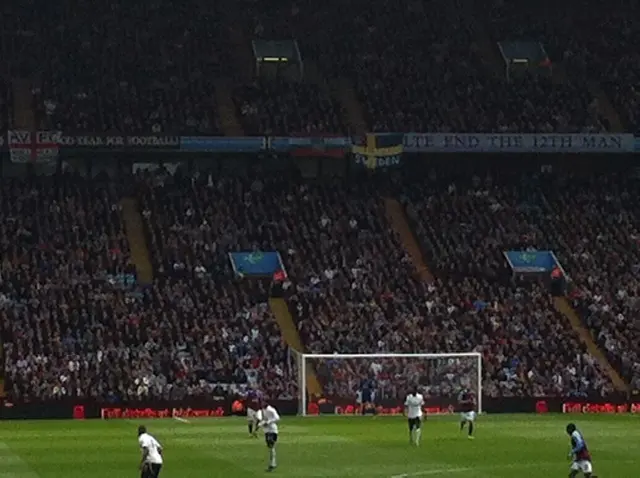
[2,167,637,402]
[137,170,612,399]
[482,0,638,132]
[241,0,610,133]
[136,170,297,400]
[3,0,640,413]
[399,168,615,398]
[278,170,613,398]
[2,0,223,134]
[401,165,640,393]
[1,172,297,402]
[535,172,640,393]
[233,79,348,135]
[2,0,628,135]
[0,174,135,401]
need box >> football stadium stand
[0,0,638,407]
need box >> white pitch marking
[0,443,41,478]
[390,462,559,478]
[173,416,190,423]
[389,459,637,478]
[390,467,471,478]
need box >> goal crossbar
[300,353,481,359]
[296,352,483,416]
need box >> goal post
[294,352,482,416]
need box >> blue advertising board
[228,251,285,277]
[503,250,559,273]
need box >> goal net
[294,353,482,416]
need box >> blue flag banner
[503,250,560,273]
[352,133,404,169]
[228,251,286,277]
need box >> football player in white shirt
[404,386,425,446]
[258,401,281,472]
[137,425,163,478]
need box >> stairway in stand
[12,79,35,129]
[302,59,367,136]
[120,198,154,285]
[550,60,624,132]
[329,77,367,136]
[227,25,255,85]
[268,298,322,397]
[0,340,4,398]
[472,24,507,79]
[586,80,625,132]
[384,198,434,283]
[553,297,629,392]
[214,78,244,136]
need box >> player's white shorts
[247,408,262,422]
[570,460,592,474]
[460,411,476,422]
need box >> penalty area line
[173,416,190,424]
[390,467,471,478]
[390,458,638,478]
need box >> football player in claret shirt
[567,423,597,478]
[246,388,263,438]
[458,388,476,439]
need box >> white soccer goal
[294,352,483,416]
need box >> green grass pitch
[0,414,637,477]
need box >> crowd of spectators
[0,173,294,402]
[400,166,640,392]
[1,0,639,408]
[3,166,639,404]
[0,174,134,401]
[136,168,618,399]
[361,74,605,134]
[137,169,298,399]
[2,0,632,135]
[241,0,610,133]
[532,172,640,393]
[234,78,347,136]
[2,0,223,134]
[398,168,615,398]
[269,170,611,399]
[482,0,640,132]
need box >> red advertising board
[562,402,640,414]
[332,403,455,416]
[100,406,225,419]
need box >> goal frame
[297,352,483,416]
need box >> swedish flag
[352,133,404,170]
